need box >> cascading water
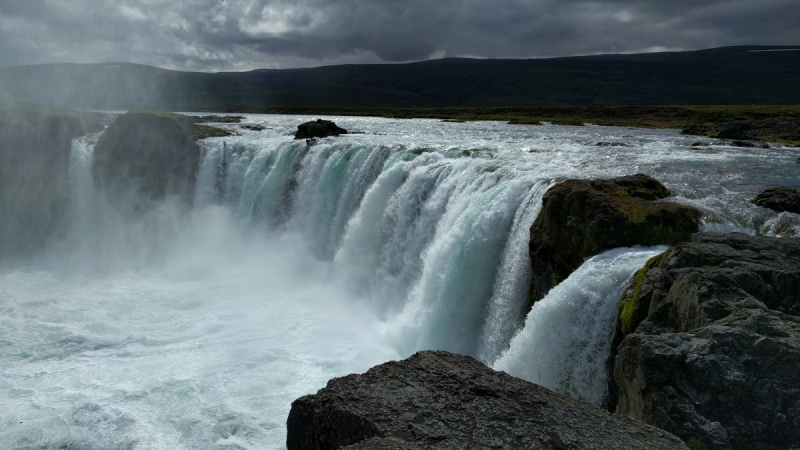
[2,115,799,449]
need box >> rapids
[1,115,798,449]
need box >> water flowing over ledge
[1,115,799,449]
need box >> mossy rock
[527,174,699,310]
[618,251,671,335]
[752,186,800,214]
[92,111,221,212]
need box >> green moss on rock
[527,174,700,311]
[618,251,670,335]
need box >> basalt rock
[0,109,104,258]
[92,111,224,212]
[527,174,700,308]
[614,233,800,450]
[681,117,800,145]
[751,186,800,214]
[287,351,688,450]
[294,119,348,139]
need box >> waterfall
[493,246,666,405]
[6,117,798,449]
[193,139,555,358]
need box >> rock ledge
[287,350,687,450]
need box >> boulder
[294,119,348,139]
[527,174,700,308]
[751,187,800,214]
[0,109,103,258]
[681,117,800,145]
[92,111,225,212]
[614,233,800,450]
[287,350,688,450]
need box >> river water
[1,115,798,449]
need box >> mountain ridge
[1,45,798,109]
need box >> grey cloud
[0,0,797,71]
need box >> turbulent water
[2,115,799,449]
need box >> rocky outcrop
[751,187,800,214]
[0,109,103,258]
[294,119,348,139]
[287,350,688,450]
[527,174,700,308]
[681,117,800,145]
[92,111,227,212]
[614,233,800,450]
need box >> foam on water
[2,115,799,448]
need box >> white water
[2,115,799,449]
[493,246,667,405]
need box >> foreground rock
[0,108,104,258]
[527,174,700,307]
[92,111,228,211]
[294,119,348,139]
[681,117,800,145]
[287,351,687,450]
[751,186,800,214]
[614,233,800,450]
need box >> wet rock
[241,124,265,131]
[614,233,800,450]
[294,119,348,139]
[287,351,688,450]
[681,117,800,145]
[595,141,630,147]
[92,111,206,212]
[0,109,103,258]
[729,140,757,148]
[527,174,700,308]
[752,186,800,214]
[198,115,244,123]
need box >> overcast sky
[0,0,797,71]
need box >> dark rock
[614,233,800,450]
[681,117,800,144]
[0,109,103,258]
[595,141,630,147]
[294,119,348,139]
[751,187,800,214]
[341,437,426,449]
[241,125,265,131]
[198,115,244,123]
[729,140,757,148]
[92,111,203,212]
[287,351,688,450]
[527,174,700,308]
[691,141,709,147]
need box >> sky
[0,0,798,72]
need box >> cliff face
[287,350,688,450]
[92,112,203,213]
[527,174,699,309]
[0,110,101,258]
[614,233,800,450]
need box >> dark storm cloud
[0,0,797,71]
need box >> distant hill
[1,46,799,110]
